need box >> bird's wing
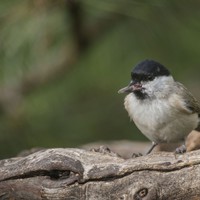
[169,82,200,115]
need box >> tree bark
[0,147,200,199]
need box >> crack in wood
[0,170,72,182]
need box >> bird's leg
[146,141,158,155]
[175,144,186,154]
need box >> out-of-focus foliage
[0,0,199,158]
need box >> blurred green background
[0,0,199,159]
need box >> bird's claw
[132,152,143,158]
[90,146,121,157]
[175,144,186,154]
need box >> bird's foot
[90,146,121,158]
[175,144,186,154]
[132,152,143,158]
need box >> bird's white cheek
[142,76,175,99]
[141,82,155,97]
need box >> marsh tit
[118,59,200,154]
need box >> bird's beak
[118,85,133,94]
[118,81,142,94]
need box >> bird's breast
[124,93,198,143]
[125,94,167,130]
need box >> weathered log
[1,147,200,200]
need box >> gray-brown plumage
[119,59,200,153]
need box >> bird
[118,59,200,154]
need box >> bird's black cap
[131,59,170,82]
